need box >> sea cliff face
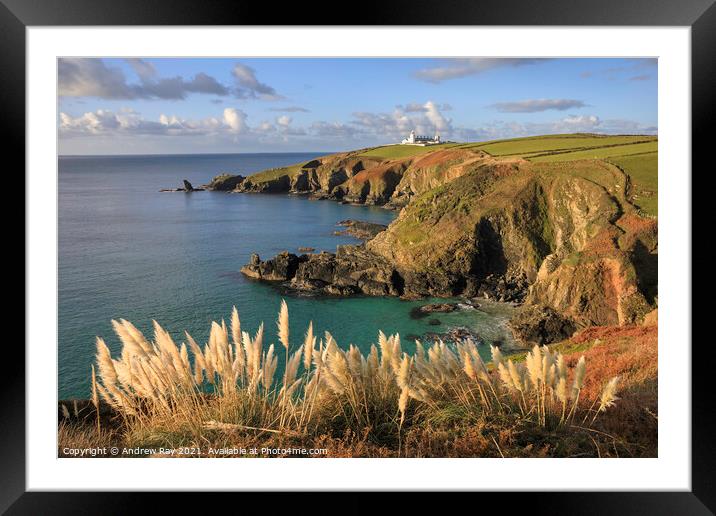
[221,138,657,337]
[209,148,486,207]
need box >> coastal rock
[228,143,656,328]
[206,173,245,191]
[422,326,483,345]
[410,303,458,319]
[333,220,388,240]
[240,252,305,281]
[477,272,529,303]
[298,247,316,253]
[302,159,321,169]
[509,305,576,346]
[240,245,404,297]
[159,179,205,192]
[238,173,291,193]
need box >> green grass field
[464,134,656,158]
[528,141,657,163]
[247,163,303,183]
[608,152,658,217]
[357,143,459,160]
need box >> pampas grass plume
[278,299,289,350]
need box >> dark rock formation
[410,303,458,319]
[303,159,321,169]
[422,326,484,344]
[160,179,205,192]
[240,245,404,297]
[238,173,291,193]
[410,301,479,319]
[509,305,577,346]
[333,220,388,240]
[241,252,305,281]
[206,173,245,191]
[476,272,529,303]
[227,144,657,329]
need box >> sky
[58,57,657,155]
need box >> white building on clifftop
[401,130,442,146]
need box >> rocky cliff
[213,147,487,206]
[231,139,657,334]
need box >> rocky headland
[207,139,656,346]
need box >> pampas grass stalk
[91,364,100,434]
[91,302,622,452]
[592,376,620,423]
[569,356,586,424]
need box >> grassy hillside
[245,163,303,184]
[608,152,658,217]
[461,134,656,158]
[529,141,657,162]
[237,134,656,217]
[357,143,460,160]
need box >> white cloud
[59,59,133,98]
[59,105,656,149]
[256,121,276,133]
[58,58,230,100]
[350,100,453,140]
[422,101,450,132]
[232,63,282,100]
[60,108,240,137]
[309,121,363,139]
[490,98,587,113]
[414,58,548,83]
[125,58,156,80]
[223,108,248,133]
[268,106,310,113]
[580,58,657,82]
[560,114,599,127]
[453,114,656,141]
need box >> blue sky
[58,57,657,155]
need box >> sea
[58,153,515,398]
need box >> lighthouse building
[401,130,442,146]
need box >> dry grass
[53,301,655,458]
[567,324,658,456]
[58,421,122,457]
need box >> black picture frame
[6,0,711,512]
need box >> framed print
[7,0,712,512]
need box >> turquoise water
[58,153,514,398]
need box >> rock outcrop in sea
[205,173,245,191]
[241,246,404,297]
[333,220,387,240]
[160,179,205,192]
